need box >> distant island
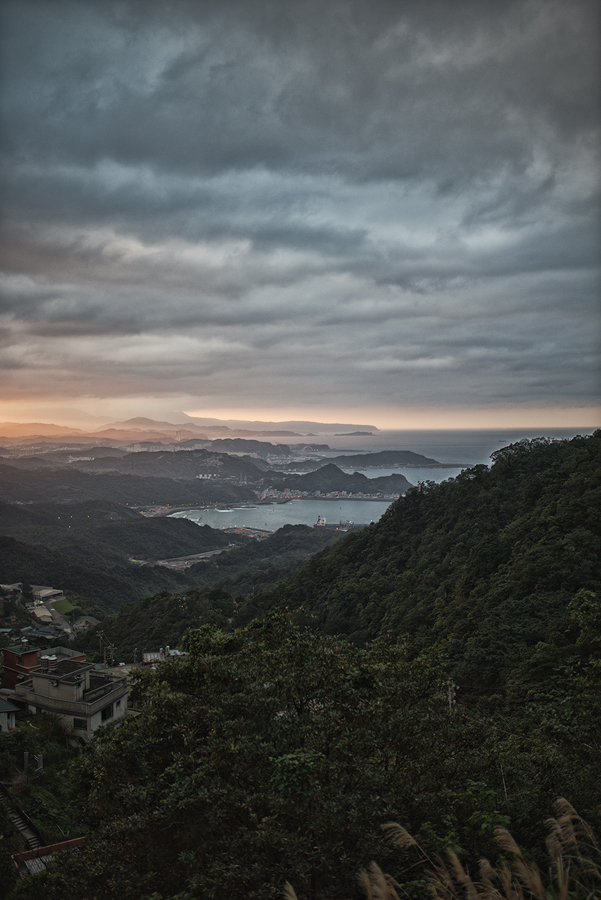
[334,431,375,436]
[278,449,465,472]
[329,450,442,467]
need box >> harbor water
[170,498,395,531]
[170,428,594,532]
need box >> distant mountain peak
[98,417,190,431]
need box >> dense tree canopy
[239,433,601,705]
[14,615,460,899]
[12,603,601,900]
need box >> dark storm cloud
[0,0,599,413]
[3,0,597,180]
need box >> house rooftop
[5,644,84,658]
[43,646,85,659]
[37,659,90,677]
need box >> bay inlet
[170,498,395,531]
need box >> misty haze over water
[320,428,596,464]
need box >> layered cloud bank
[0,0,599,426]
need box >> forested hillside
[266,463,412,494]
[0,517,338,621]
[69,448,267,480]
[0,506,240,567]
[0,534,195,615]
[282,449,443,471]
[0,498,141,530]
[0,497,251,615]
[0,462,255,505]
[11,604,600,900]
[240,433,601,703]
[75,525,340,656]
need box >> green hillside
[74,525,341,656]
[0,499,142,531]
[266,463,412,494]
[185,523,339,586]
[0,534,195,615]
[239,433,601,703]
[281,449,443,471]
[0,497,253,615]
[0,462,256,505]
[0,517,339,625]
[0,509,240,567]
[70,448,266,481]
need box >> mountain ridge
[0,415,380,444]
[238,432,601,702]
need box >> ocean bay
[170,498,395,531]
[168,429,594,533]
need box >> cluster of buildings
[260,487,303,500]
[1,582,64,605]
[0,582,131,741]
[0,643,129,743]
[260,487,402,501]
[0,641,189,741]
[0,582,100,643]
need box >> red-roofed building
[2,645,86,689]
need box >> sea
[170,427,595,532]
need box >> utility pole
[104,642,116,667]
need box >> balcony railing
[15,682,128,717]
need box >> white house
[14,656,129,742]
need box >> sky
[0,0,599,430]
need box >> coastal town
[259,486,401,502]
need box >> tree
[43,612,457,900]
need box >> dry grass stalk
[282,881,299,900]
[282,800,600,900]
[381,822,419,850]
[381,798,600,900]
[357,862,402,900]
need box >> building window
[100,704,113,722]
[73,718,87,731]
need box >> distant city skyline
[1,1,599,431]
